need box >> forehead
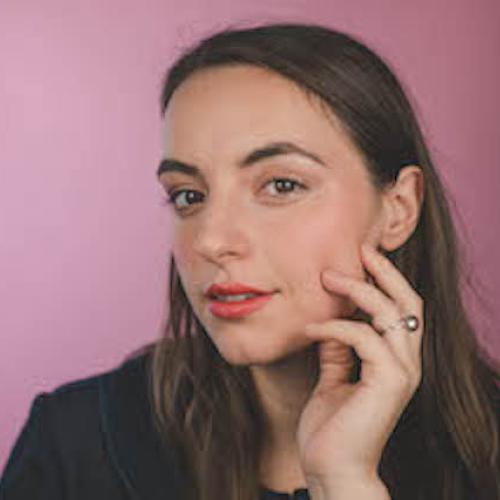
[162,65,362,170]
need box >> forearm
[307,475,391,500]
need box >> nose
[192,201,249,264]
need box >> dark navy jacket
[0,352,310,500]
[3,347,498,500]
[0,352,188,500]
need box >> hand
[296,243,424,491]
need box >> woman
[1,22,499,500]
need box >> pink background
[1,0,499,471]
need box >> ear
[377,165,425,252]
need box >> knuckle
[373,310,399,333]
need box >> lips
[207,291,275,319]
[206,282,275,298]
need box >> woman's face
[159,65,385,366]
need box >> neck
[250,342,319,492]
[250,342,320,453]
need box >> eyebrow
[156,141,327,179]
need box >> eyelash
[161,177,307,213]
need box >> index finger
[360,244,423,314]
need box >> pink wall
[1,0,499,470]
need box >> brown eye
[162,189,204,210]
[160,176,307,216]
[263,177,307,197]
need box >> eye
[262,177,307,197]
[160,176,307,214]
[161,189,204,210]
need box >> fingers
[304,320,413,393]
[322,270,398,333]
[358,244,424,372]
[359,244,422,313]
[317,244,424,375]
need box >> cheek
[311,188,376,279]
[281,202,365,276]
[271,201,366,316]
[172,237,191,269]
[171,237,202,294]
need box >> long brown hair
[144,22,500,500]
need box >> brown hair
[144,21,500,500]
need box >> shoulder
[34,350,151,441]
[52,348,150,402]
[0,348,155,499]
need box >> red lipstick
[205,282,276,319]
[206,282,273,297]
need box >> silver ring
[380,314,419,336]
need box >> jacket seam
[98,374,141,500]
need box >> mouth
[208,292,272,302]
[207,292,276,319]
[205,281,277,299]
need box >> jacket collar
[98,352,185,500]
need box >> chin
[209,340,273,366]
[211,334,316,368]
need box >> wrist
[306,474,391,500]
